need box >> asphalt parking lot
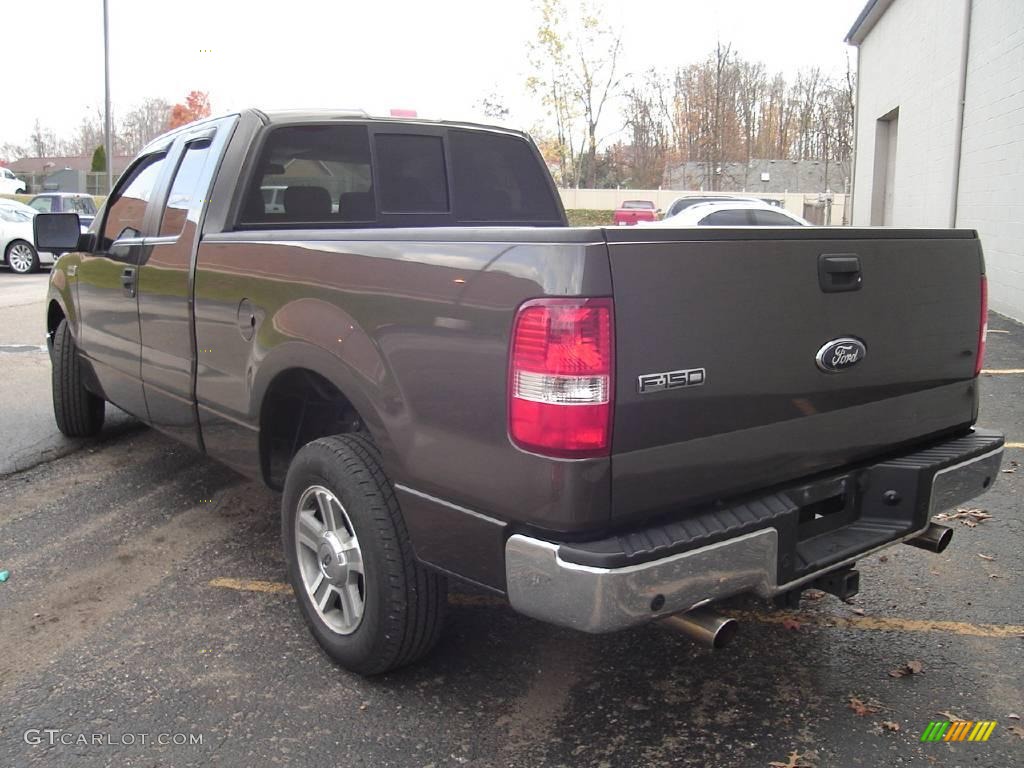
[0,275,1021,768]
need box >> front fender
[46,253,82,343]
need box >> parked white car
[642,200,811,227]
[0,167,27,194]
[0,199,54,274]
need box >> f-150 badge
[637,368,706,394]
[815,338,866,373]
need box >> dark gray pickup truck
[35,109,1003,674]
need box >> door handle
[121,267,137,297]
[818,254,862,293]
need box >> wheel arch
[252,343,396,490]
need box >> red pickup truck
[613,199,658,225]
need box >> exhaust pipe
[905,523,953,554]
[662,607,739,649]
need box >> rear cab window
[236,121,563,229]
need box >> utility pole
[103,0,113,194]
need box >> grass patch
[566,209,615,227]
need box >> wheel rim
[295,485,365,635]
[8,243,34,273]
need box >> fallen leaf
[889,660,924,678]
[851,607,866,616]
[803,589,826,601]
[878,555,889,563]
[1007,725,1024,740]
[936,710,961,721]
[881,720,901,732]
[782,618,802,631]
[934,508,992,527]
[1001,468,1016,474]
[1007,713,1020,720]
[849,696,882,716]
[978,553,996,561]
[768,750,816,768]
[990,573,1002,579]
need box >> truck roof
[255,108,529,137]
[141,108,532,156]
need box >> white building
[846,0,1024,321]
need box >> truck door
[76,153,169,419]
[137,118,235,449]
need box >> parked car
[663,195,767,218]
[28,193,97,229]
[0,199,54,273]
[647,200,811,227]
[0,167,27,194]
[35,109,1002,675]
[613,199,658,225]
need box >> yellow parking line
[981,368,1024,374]
[208,577,291,594]
[209,578,1023,637]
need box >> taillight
[508,298,614,458]
[975,275,988,376]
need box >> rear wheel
[6,240,38,274]
[51,319,105,436]
[282,434,447,675]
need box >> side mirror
[34,213,83,254]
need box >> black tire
[282,434,447,675]
[6,240,39,274]
[51,319,105,437]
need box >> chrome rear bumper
[505,437,1003,633]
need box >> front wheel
[6,240,39,274]
[282,434,447,675]
[51,319,105,436]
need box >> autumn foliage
[168,91,212,130]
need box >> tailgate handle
[818,254,862,293]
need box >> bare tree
[120,98,172,155]
[527,0,624,187]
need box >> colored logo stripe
[921,721,997,742]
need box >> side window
[375,134,448,214]
[159,140,213,237]
[700,209,751,226]
[30,197,52,213]
[71,196,97,215]
[239,125,373,226]
[449,130,560,222]
[750,209,798,226]
[101,154,167,249]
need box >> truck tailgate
[607,228,984,521]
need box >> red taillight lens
[975,275,988,376]
[509,298,614,458]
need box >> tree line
[516,0,855,190]
[1,91,211,167]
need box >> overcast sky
[3,0,865,151]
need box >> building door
[871,108,899,225]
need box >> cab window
[159,140,213,237]
[101,154,166,249]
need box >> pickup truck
[35,109,1004,675]
[612,199,658,225]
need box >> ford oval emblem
[815,337,866,373]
